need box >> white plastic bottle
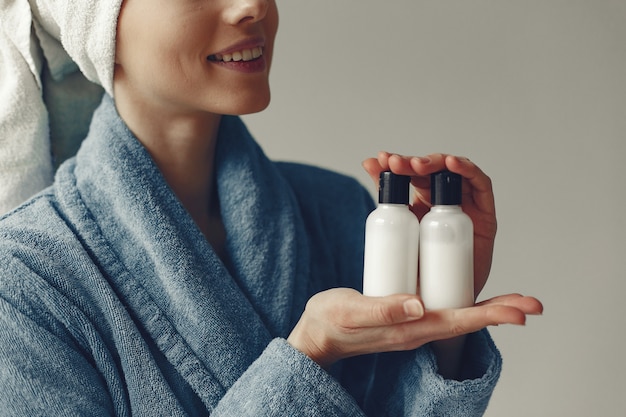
[419,170,474,310]
[363,171,419,296]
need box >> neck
[144,116,220,218]
[113,86,226,254]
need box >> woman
[0,0,541,415]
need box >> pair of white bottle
[362,171,474,310]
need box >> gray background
[243,1,625,416]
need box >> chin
[222,93,272,116]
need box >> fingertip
[530,297,544,315]
[403,298,425,319]
[377,151,392,169]
[515,295,545,316]
[444,155,464,172]
[362,152,392,173]
[361,157,378,171]
[448,155,471,163]
[387,153,403,166]
[409,156,431,175]
[486,304,527,326]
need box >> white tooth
[214,54,223,61]
[252,47,262,59]
[232,51,243,61]
[222,53,232,62]
[242,49,253,61]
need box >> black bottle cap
[379,171,410,204]
[431,170,462,205]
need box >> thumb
[358,294,425,327]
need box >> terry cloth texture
[0,95,502,416]
[0,0,120,213]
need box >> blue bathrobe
[0,96,502,416]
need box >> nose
[224,0,269,25]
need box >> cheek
[264,8,279,71]
[118,28,190,86]
[117,5,186,70]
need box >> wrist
[287,321,335,370]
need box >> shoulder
[0,189,64,248]
[0,188,92,297]
[0,190,98,338]
[0,187,71,246]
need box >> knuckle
[372,302,396,325]
[449,322,467,336]
[448,311,468,336]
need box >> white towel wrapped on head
[0,0,123,214]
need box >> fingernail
[415,156,430,164]
[403,299,424,318]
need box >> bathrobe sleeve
[212,339,365,416]
[0,305,116,417]
[0,259,120,416]
[211,333,500,416]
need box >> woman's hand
[287,289,542,369]
[288,153,543,370]
[362,152,497,298]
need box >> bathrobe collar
[55,95,309,404]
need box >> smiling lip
[207,38,267,73]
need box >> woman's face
[114,0,279,117]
